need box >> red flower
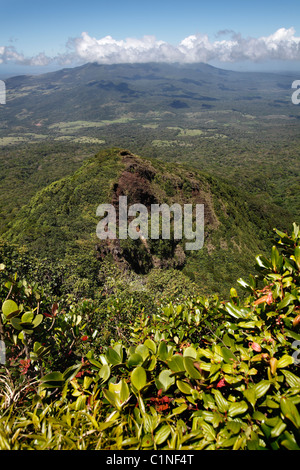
[216,378,227,388]
[81,336,88,341]
[19,359,31,375]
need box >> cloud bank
[1,27,300,67]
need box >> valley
[1,63,299,227]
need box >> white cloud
[68,32,180,64]
[1,27,300,67]
[0,45,52,66]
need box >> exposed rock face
[95,150,219,274]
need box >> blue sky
[1,0,300,75]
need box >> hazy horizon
[1,1,300,78]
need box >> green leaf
[40,371,64,388]
[280,397,300,428]
[213,389,229,413]
[176,380,193,395]
[183,346,197,358]
[88,358,104,369]
[32,314,43,328]
[277,294,297,310]
[281,431,300,450]
[237,278,254,292]
[120,379,130,403]
[285,329,300,341]
[167,354,185,372]
[145,355,157,371]
[227,421,242,434]
[10,317,22,331]
[121,438,139,448]
[277,354,294,368]
[228,401,248,417]
[243,388,257,408]
[230,287,238,298]
[201,422,216,441]
[225,302,250,319]
[282,370,300,388]
[252,411,266,421]
[157,369,175,392]
[21,312,34,323]
[270,418,286,438]
[155,425,171,445]
[103,389,117,407]
[253,380,271,399]
[292,222,299,240]
[2,299,20,319]
[292,245,300,270]
[221,347,236,364]
[106,347,122,365]
[40,371,64,382]
[271,246,282,272]
[128,353,143,368]
[131,366,147,392]
[63,363,82,382]
[75,395,87,411]
[104,380,130,410]
[171,403,188,416]
[183,356,202,380]
[157,341,169,361]
[98,364,111,383]
[33,341,42,353]
[144,338,156,354]
[135,344,150,361]
[256,255,272,270]
[141,434,153,448]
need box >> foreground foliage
[0,224,299,450]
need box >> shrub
[0,224,299,450]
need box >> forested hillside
[1,148,293,298]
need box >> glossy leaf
[225,302,250,319]
[144,338,156,354]
[183,356,202,380]
[157,341,169,361]
[282,370,300,388]
[213,389,229,413]
[253,380,271,399]
[106,347,122,365]
[131,366,147,391]
[154,425,171,445]
[2,299,20,319]
[167,354,185,372]
[243,388,257,408]
[128,353,143,368]
[280,397,300,429]
[277,354,294,368]
[157,369,175,392]
[98,364,111,383]
[228,401,248,417]
[176,379,193,395]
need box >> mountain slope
[2,62,299,126]
[2,148,291,297]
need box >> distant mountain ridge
[2,61,299,130]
